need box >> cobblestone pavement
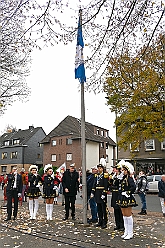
[0,197,165,248]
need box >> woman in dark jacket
[117,161,138,240]
[42,164,56,220]
[158,175,165,217]
[26,165,42,219]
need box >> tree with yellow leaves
[104,35,165,151]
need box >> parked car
[147,175,162,193]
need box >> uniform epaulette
[104,173,109,178]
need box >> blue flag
[75,14,86,83]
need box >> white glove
[53,186,58,190]
[36,184,40,188]
[112,173,116,179]
[101,195,105,200]
[18,193,21,197]
[117,172,124,180]
[51,172,54,179]
[121,191,129,198]
[90,193,94,198]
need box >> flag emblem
[75,12,86,83]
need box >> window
[37,154,41,159]
[100,142,104,148]
[38,142,42,147]
[51,154,56,161]
[13,139,20,145]
[4,140,10,146]
[2,152,7,159]
[155,175,161,181]
[11,151,18,159]
[106,155,109,163]
[97,129,100,135]
[52,140,56,146]
[1,166,7,173]
[144,139,155,151]
[59,139,62,145]
[147,175,154,182]
[106,131,109,137]
[101,130,104,136]
[59,154,61,160]
[161,139,165,150]
[106,142,108,149]
[130,143,139,152]
[66,138,72,145]
[11,165,15,171]
[66,153,72,161]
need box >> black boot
[101,220,107,229]
[138,209,147,215]
[63,215,68,220]
[142,210,147,215]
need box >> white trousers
[159,197,165,214]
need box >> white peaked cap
[99,158,106,167]
[69,163,76,167]
[123,161,134,174]
[44,164,53,173]
[117,159,126,168]
[114,160,124,169]
[29,164,38,172]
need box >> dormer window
[4,140,10,146]
[13,139,20,145]
[101,130,104,136]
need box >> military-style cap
[70,163,75,167]
[97,164,104,168]
[29,164,38,172]
[44,164,52,173]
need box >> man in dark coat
[136,170,148,215]
[158,174,165,217]
[5,167,22,221]
[91,164,109,229]
[87,166,98,223]
[62,163,79,220]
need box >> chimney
[29,125,34,130]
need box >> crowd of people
[2,161,165,241]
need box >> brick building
[41,115,116,171]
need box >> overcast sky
[0,42,116,142]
